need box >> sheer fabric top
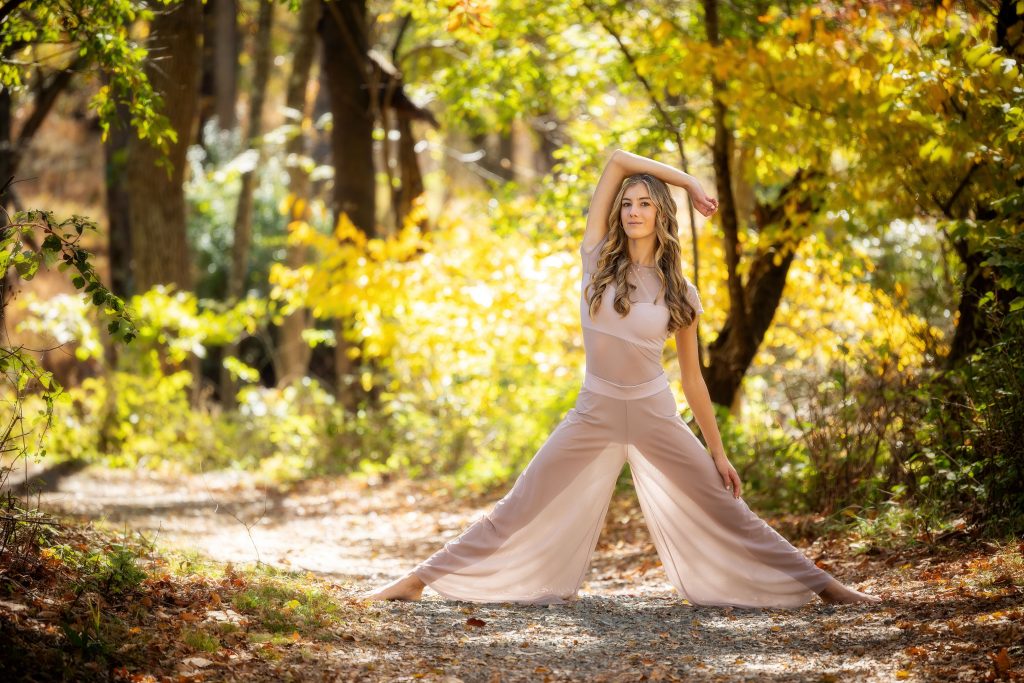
[580,233,703,385]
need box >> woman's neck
[627,235,657,266]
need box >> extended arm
[583,149,718,251]
[674,318,742,497]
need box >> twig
[0,514,62,526]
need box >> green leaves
[5,212,137,343]
[1,1,177,163]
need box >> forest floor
[1,464,1022,682]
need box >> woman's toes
[360,575,424,601]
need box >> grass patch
[181,627,220,652]
[229,564,346,639]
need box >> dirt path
[22,465,1024,682]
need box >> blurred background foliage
[2,0,1022,540]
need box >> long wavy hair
[585,174,698,334]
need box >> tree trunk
[943,0,1023,366]
[125,0,202,293]
[0,87,11,207]
[124,0,202,405]
[199,0,239,133]
[277,0,321,386]
[103,84,134,299]
[320,0,378,409]
[704,243,799,408]
[703,168,817,409]
[226,0,274,301]
[701,0,750,409]
[220,0,275,406]
[0,86,12,338]
[393,110,426,231]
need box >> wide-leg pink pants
[411,372,835,608]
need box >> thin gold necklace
[630,263,656,303]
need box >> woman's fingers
[697,197,718,217]
[717,461,742,498]
[717,462,732,491]
[730,468,742,498]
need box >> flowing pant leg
[625,385,835,608]
[412,387,626,604]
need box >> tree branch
[0,0,31,25]
[14,54,87,165]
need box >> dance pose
[364,149,881,607]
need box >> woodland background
[0,0,1023,679]
[5,0,1019,529]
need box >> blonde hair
[585,174,698,334]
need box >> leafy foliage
[0,0,179,159]
[0,211,135,474]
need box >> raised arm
[582,149,718,251]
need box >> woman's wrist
[612,149,695,191]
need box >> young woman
[364,149,881,607]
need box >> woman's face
[620,182,658,240]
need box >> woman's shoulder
[682,279,704,314]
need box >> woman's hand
[712,453,742,498]
[687,182,719,217]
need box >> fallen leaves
[990,648,1012,678]
[6,474,1024,682]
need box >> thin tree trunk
[394,110,425,231]
[199,0,239,133]
[221,0,274,406]
[277,0,321,386]
[0,86,12,208]
[104,84,134,299]
[214,0,239,129]
[226,0,274,302]
[0,86,12,338]
[98,85,135,456]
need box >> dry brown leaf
[991,647,1011,675]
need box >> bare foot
[817,578,882,605]
[360,573,426,601]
